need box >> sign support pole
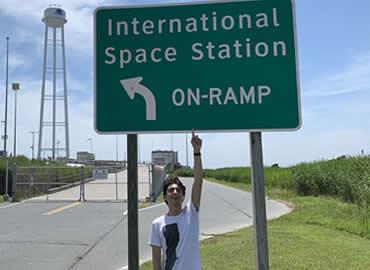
[127,134,139,270]
[249,132,269,270]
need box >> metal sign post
[250,132,269,270]
[127,134,139,270]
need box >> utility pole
[3,37,9,156]
[185,133,189,167]
[138,135,140,163]
[12,83,20,157]
[29,131,38,160]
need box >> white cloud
[0,0,119,54]
[304,51,370,97]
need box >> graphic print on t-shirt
[163,223,180,270]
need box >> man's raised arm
[191,129,203,211]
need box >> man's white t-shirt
[149,200,200,270]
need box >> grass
[0,195,3,203]
[209,178,369,238]
[199,224,370,270]
[140,178,370,270]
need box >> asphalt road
[0,177,291,270]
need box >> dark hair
[163,177,186,197]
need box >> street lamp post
[12,83,20,157]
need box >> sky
[0,0,369,169]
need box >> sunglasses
[167,187,182,194]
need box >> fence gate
[83,164,152,202]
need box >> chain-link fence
[12,165,92,201]
[82,164,166,202]
[8,163,166,202]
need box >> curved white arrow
[120,76,156,120]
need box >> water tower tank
[42,7,67,28]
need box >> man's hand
[191,129,202,153]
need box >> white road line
[0,202,24,209]
[140,202,166,211]
[122,202,165,217]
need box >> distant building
[56,156,68,163]
[152,150,179,170]
[77,151,95,164]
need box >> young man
[149,130,203,270]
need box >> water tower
[37,6,70,160]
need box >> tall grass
[292,156,370,228]
[174,155,370,229]
[174,166,293,189]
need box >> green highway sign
[94,0,301,133]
